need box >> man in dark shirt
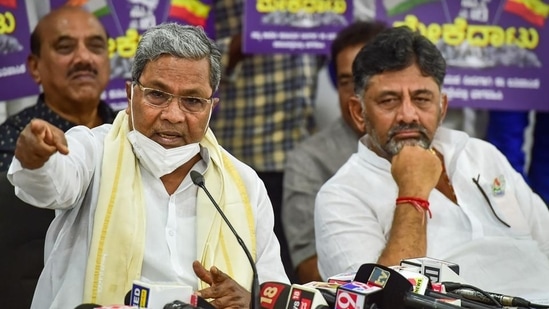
[0,6,115,171]
[0,6,114,308]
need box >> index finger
[48,130,69,155]
[31,120,69,155]
[29,119,49,137]
[193,260,213,286]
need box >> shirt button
[169,230,175,237]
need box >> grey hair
[131,23,221,92]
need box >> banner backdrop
[243,0,354,54]
[0,0,215,110]
[0,0,38,101]
[376,0,549,111]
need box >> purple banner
[0,1,39,101]
[1,0,214,110]
[49,0,215,110]
[375,0,549,111]
[243,0,354,54]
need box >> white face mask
[127,130,200,178]
[127,83,201,178]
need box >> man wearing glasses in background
[8,23,288,309]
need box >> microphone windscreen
[196,295,216,309]
[316,288,336,308]
[124,290,131,305]
[259,282,292,309]
[353,263,412,309]
[163,300,196,309]
[190,170,204,186]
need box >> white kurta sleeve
[8,126,104,209]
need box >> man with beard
[0,6,115,171]
[282,21,386,284]
[314,26,549,301]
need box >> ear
[27,54,41,84]
[212,97,220,109]
[439,93,449,125]
[125,81,132,114]
[349,95,366,135]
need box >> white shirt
[315,127,549,300]
[9,124,288,308]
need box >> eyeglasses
[134,80,214,113]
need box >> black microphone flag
[353,264,463,309]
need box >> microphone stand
[191,171,260,309]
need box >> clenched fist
[391,145,442,198]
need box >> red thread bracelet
[396,197,432,219]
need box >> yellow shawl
[84,111,256,304]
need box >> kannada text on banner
[0,0,39,101]
[0,0,214,109]
[243,0,354,54]
[375,0,548,111]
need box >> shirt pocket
[478,174,530,237]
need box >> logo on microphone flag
[260,282,290,309]
[334,282,382,309]
[367,267,390,288]
[288,289,314,309]
[131,283,149,308]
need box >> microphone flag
[285,284,328,309]
[334,282,382,309]
[260,282,292,309]
[130,280,192,309]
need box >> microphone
[125,290,132,305]
[129,280,193,308]
[125,287,216,309]
[354,264,463,309]
[190,170,260,309]
[259,282,292,309]
[426,291,500,309]
[400,257,462,284]
[449,288,531,307]
[163,300,196,309]
[160,294,216,309]
[302,281,341,308]
[334,281,383,309]
[390,267,493,309]
[194,294,217,309]
[285,283,329,309]
[327,271,356,285]
[75,305,136,309]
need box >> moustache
[67,64,98,78]
[388,123,429,140]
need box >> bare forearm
[296,255,322,283]
[377,204,427,267]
